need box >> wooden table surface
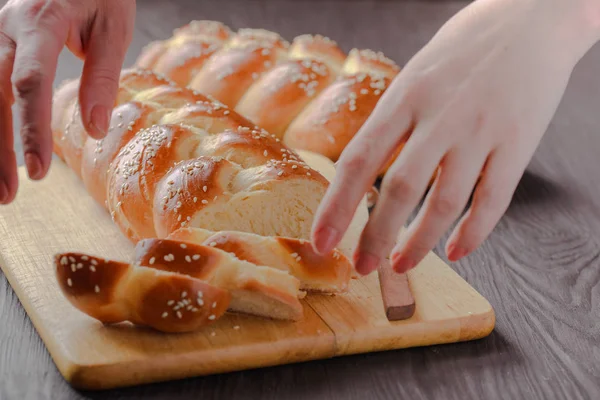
[2,0,600,399]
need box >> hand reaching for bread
[0,0,135,204]
[312,0,600,274]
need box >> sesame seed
[60,257,68,266]
[233,325,240,330]
[197,299,204,306]
[208,315,216,320]
[71,264,76,272]
[177,311,182,319]
[67,278,72,287]
[211,332,216,336]
[81,256,89,261]
[209,242,217,247]
[201,199,208,204]
[180,243,187,249]
[90,266,96,272]
[203,186,207,192]
[149,257,156,265]
[69,256,76,263]
[162,312,168,318]
[185,255,192,262]
[77,263,83,270]
[182,291,187,298]
[212,302,217,308]
[277,171,283,176]
[193,197,198,203]
[94,285,100,293]
[168,300,175,306]
[192,254,201,260]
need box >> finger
[445,144,528,261]
[78,9,134,139]
[0,36,16,204]
[11,28,66,181]
[352,124,446,275]
[390,145,488,273]
[311,88,414,255]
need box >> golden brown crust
[172,20,233,42]
[54,252,229,333]
[129,21,407,177]
[152,157,238,237]
[159,101,256,134]
[283,72,392,160]
[168,227,353,293]
[288,34,347,73]
[235,59,335,138]
[51,78,80,161]
[134,238,223,279]
[107,124,202,241]
[133,238,304,321]
[342,48,401,79]
[188,31,289,107]
[135,41,169,70]
[153,40,222,88]
[117,68,177,104]
[80,102,149,208]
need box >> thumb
[78,4,135,139]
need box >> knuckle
[382,172,417,202]
[12,64,44,98]
[86,67,120,94]
[23,0,65,23]
[337,153,369,177]
[430,192,462,216]
[363,228,396,254]
[20,125,41,152]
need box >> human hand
[0,0,136,204]
[311,0,600,275]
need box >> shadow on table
[510,170,565,208]
[81,330,519,400]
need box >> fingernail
[0,180,8,203]
[355,251,380,275]
[25,153,43,180]
[447,244,468,261]
[89,105,110,137]
[391,254,415,273]
[313,226,340,254]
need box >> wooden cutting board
[0,151,495,390]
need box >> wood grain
[0,150,492,390]
[2,0,600,399]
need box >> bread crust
[54,252,230,333]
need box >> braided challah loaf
[52,67,331,243]
[50,20,389,330]
[135,20,403,171]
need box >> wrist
[539,0,600,61]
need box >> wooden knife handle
[378,258,416,321]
